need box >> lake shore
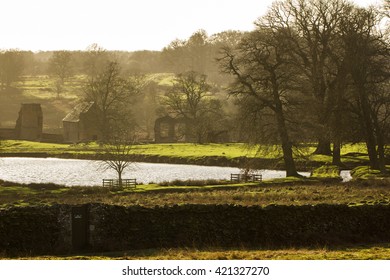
[0,151,367,171]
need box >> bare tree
[219,28,303,177]
[99,136,136,189]
[342,6,390,171]
[84,61,143,141]
[48,51,73,98]
[83,43,110,79]
[163,71,223,143]
[262,0,352,155]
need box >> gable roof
[62,102,95,123]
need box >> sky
[0,0,383,52]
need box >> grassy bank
[0,140,370,157]
[1,178,389,209]
[0,140,379,170]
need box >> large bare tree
[219,28,303,177]
[163,71,223,143]
[84,61,142,141]
[341,6,390,171]
[262,0,352,155]
[99,135,136,189]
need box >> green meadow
[0,140,374,162]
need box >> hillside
[0,73,176,135]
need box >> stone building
[62,102,101,143]
[14,103,43,141]
[154,116,188,143]
[154,115,230,143]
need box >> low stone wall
[1,204,390,256]
[0,128,16,140]
[89,204,390,251]
[0,205,71,255]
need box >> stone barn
[62,102,101,143]
[15,103,43,141]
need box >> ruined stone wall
[15,103,43,141]
[1,203,390,256]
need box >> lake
[0,157,318,186]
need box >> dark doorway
[72,205,89,251]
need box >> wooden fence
[102,179,137,188]
[230,173,262,183]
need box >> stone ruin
[154,116,188,143]
[15,103,43,141]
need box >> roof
[62,102,95,123]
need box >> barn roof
[62,102,95,123]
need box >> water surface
[0,157,315,186]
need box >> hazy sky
[0,0,382,52]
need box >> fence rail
[103,179,137,188]
[231,173,262,183]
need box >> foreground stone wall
[1,204,390,255]
[89,204,390,251]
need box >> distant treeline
[0,30,244,86]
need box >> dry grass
[1,179,390,208]
[7,244,390,260]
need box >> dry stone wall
[1,204,390,256]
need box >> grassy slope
[0,80,80,134]
[0,73,174,131]
[351,166,390,179]
[1,179,390,209]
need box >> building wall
[15,104,43,141]
[79,108,100,141]
[63,117,100,143]
[63,122,79,143]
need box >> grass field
[1,178,389,209]
[0,140,374,161]
[16,75,85,100]
[9,245,390,260]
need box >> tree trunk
[118,170,123,189]
[313,80,332,156]
[373,119,386,173]
[272,82,299,177]
[365,138,379,170]
[101,115,110,143]
[358,87,379,170]
[281,139,298,177]
[332,140,341,166]
[314,138,332,155]
[331,68,347,167]
[377,135,386,173]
